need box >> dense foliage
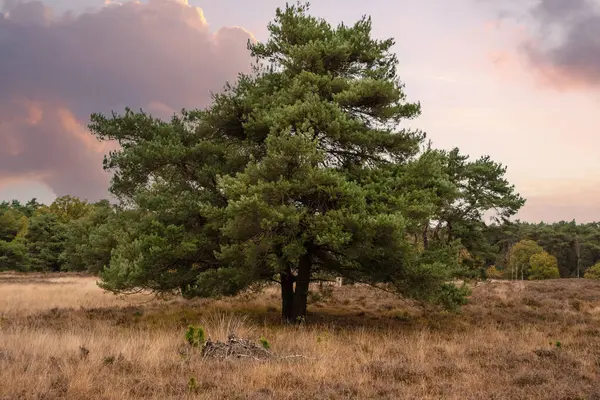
[485,221,600,279]
[528,251,560,280]
[584,262,600,280]
[83,3,524,321]
[3,198,596,283]
[0,197,117,273]
[507,239,544,280]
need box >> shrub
[584,262,600,280]
[259,336,271,350]
[185,325,205,348]
[188,377,199,394]
[436,283,471,311]
[528,252,560,280]
[486,265,503,279]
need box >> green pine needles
[185,326,206,348]
[89,2,524,322]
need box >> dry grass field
[2,272,600,399]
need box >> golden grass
[0,272,157,316]
[2,272,600,399]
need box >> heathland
[1,272,600,399]
[2,4,600,399]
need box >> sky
[1,0,599,223]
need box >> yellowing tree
[508,240,543,280]
[528,251,560,280]
[584,262,600,280]
[47,196,93,224]
[485,265,503,279]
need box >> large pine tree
[89,2,522,321]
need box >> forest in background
[2,195,599,281]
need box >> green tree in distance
[60,200,119,273]
[528,251,560,280]
[44,195,93,224]
[0,209,23,242]
[508,239,543,280]
[26,213,67,272]
[584,262,600,280]
[0,205,30,271]
[0,199,41,218]
[0,239,28,271]
[89,2,523,322]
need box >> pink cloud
[0,0,253,200]
[521,39,600,91]
[483,0,600,91]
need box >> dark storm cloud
[0,0,253,200]
[483,0,600,89]
[521,0,600,88]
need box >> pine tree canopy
[87,2,524,321]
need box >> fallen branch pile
[201,334,273,360]
[200,334,314,362]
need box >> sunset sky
[1,0,599,222]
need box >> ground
[1,273,600,399]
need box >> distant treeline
[0,196,115,273]
[484,221,600,278]
[1,195,599,280]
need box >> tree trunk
[575,235,581,278]
[278,249,312,324]
[292,252,311,322]
[521,263,524,281]
[280,268,295,323]
[422,221,429,250]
